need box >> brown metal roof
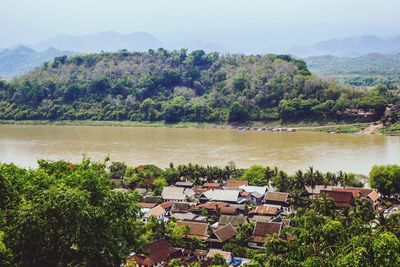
[251,205,279,216]
[209,223,237,243]
[264,192,289,202]
[128,239,177,266]
[249,221,282,244]
[176,221,209,240]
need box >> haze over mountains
[2,31,400,82]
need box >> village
[124,177,386,267]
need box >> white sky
[1,0,400,48]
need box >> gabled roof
[220,206,237,215]
[203,182,221,189]
[225,180,248,188]
[249,221,282,244]
[367,191,379,202]
[218,215,248,227]
[201,189,240,203]
[209,223,237,243]
[138,202,157,209]
[176,221,209,240]
[147,205,166,217]
[171,212,207,222]
[128,239,177,266]
[251,205,279,216]
[197,202,230,210]
[320,190,354,208]
[264,192,289,203]
[239,185,268,195]
[161,186,187,200]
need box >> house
[161,186,187,202]
[225,180,248,189]
[176,221,209,241]
[248,221,283,249]
[195,202,230,215]
[250,205,280,220]
[171,212,207,222]
[206,250,233,265]
[208,223,237,248]
[263,192,291,212]
[160,201,174,211]
[305,185,336,195]
[320,190,355,208]
[127,239,183,267]
[203,182,222,189]
[175,181,195,188]
[366,190,380,208]
[143,205,167,222]
[171,202,192,214]
[218,215,248,228]
[200,189,243,204]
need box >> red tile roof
[367,191,379,202]
[176,221,209,241]
[320,190,354,208]
[220,206,237,215]
[128,239,177,266]
[225,180,248,188]
[203,183,221,189]
[160,201,174,210]
[197,202,229,210]
[208,223,237,243]
[249,221,282,244]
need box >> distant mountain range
[291,35,400,57]
[0,46,76,79]
[31,31,162,53]
[305,53,400,86]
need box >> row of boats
[236,127,296,132]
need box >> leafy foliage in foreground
[0,49,395,123]
[0,159,144,266]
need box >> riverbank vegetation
[1,158,399,266]
[0,49,398,126]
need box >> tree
[240,165,268,186]
[211,253,228,267]
[228,102,249,122]
[153,177,168,195]
[109,161,127,179]
[168,258,182,267]
[369,165,400,197]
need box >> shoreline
[0,119,392,135]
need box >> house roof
[305,185,336,194]
[209,223,237,243]
[202,189,240,203]
[176,221,209,240]
[128,239,177,266]
[197,202,230,210]
[175,181,194,187]
[251,192,264,199]
[172,202,192,213]
[225,180,248,188]
[320,190,354,208]
[251,205,279,216]
[142,195,161,203]
[171,212,207,222]
[218,215,248,227]
[138,202,157,209]
[161,186,187,200]
[334,188,362,198]
[367,191,379,202]
[160,201,174,210]
[264,192,289,203]
[220,206,237,215]
[203,182,221,189]
[249,221,282,244]
[206,250,232,261]
[147,205,166,217]
[239,185,268,195]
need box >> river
[0,124,399,174]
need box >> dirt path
[360,123,383,134]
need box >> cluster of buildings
[128,180,380,266]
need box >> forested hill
[306,53,400,87]
[0,49,394,123]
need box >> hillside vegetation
[306,53,400,86]
[0,49,396,123]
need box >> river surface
[0,124,399,174]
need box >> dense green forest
[306,53,400,87]
[0,49,397,123]
[1,158,400,266]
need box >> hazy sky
[1,0,400,50]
